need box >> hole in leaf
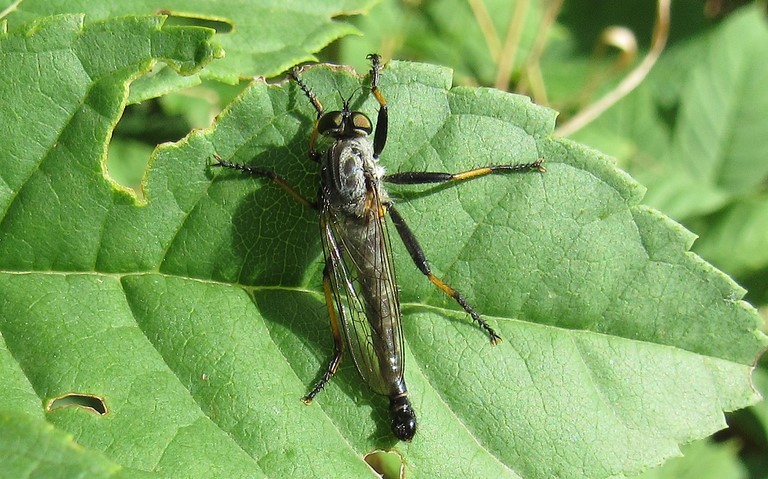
[47,393,108,416]
[365,450,404,479]
[159,11,233,34]
[106,135,154,202]
[109,91,209,202]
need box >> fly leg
[303,264,345,403]
[383,161,544,343]
[386,204,502,344]
[384,158,545,185]
[367,53,388,158]
[211,154,317,210]
[290,67,324,162]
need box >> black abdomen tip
[390,395,417,441]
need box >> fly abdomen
[389,392,417,441]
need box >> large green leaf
[2,0,375,82]
[570,6,768,280]
[1,13,765,479]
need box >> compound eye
[351,112,372,135]
[317,111,343,135]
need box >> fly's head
[317,97,373,140]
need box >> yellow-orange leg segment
[385,158,545,185]
[303,265,345,403]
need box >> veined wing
[320,190,404,396]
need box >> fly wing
[321,190,404,396]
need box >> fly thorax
[322,137,381,217]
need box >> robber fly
[212,54,544,441]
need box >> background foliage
[1,0,766,478]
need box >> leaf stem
[0,0,23,20]
[494,0,530,90]
[468,0,501,60]
[554,0,670,137]
[518,0,564,104]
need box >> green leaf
[566,5,768,290]
[692,195,768,277]
[1,14,765,479]
[635,439,747,479]
[652,7,768,218]
[574,6,768,222]
[751,368,768,443]
[3,0,376,82]
[0,413,123,479]
[724,365,768,476]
